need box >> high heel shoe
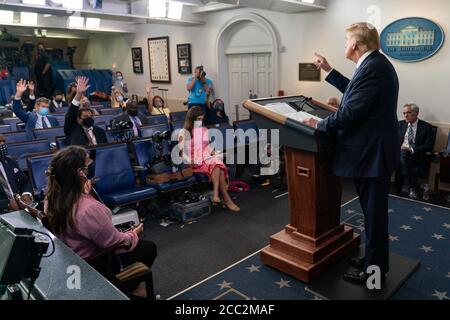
[212,198,222,206]
[223,202,240,212]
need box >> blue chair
[3,131,28,143]
[90,143,158,206]
[170,111,187,123]
[7,138,51,170]
[0,80,15,105]
[16,122,26,132]
[171,121,184,132]
[33,126,65,142]
[0,125,12,133]
[132,139,197,193]
[2,118,23,132]
[12,67,30,80]
[233,120,260,148]
[55,136,68,150]
[138,104,148,115]
[26,153,53,200]
[100,108,122,115]
[146,114,169,126]
[94,115,115,125]
[208,124,235,153]
[140,123,170,138]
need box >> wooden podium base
[261,224,360,283]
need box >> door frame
[215,13,279,115]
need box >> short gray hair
[404,103,420,115]
[36,97,50,105]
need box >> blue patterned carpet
[170,195,450,300]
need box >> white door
[228,53,273,122]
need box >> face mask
[38,107,49,116]
[117,95,124,102]
[194,120,203,128]
[117,76,123,81]
[82,117,95,128]
[154,101,163,108]
[55,98,63,103]
[0,144,8,160]
[128,109,138,117]
[80,164,95,180]
[214,103,225,112]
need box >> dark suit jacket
[13,99,60,140]
[399,119,435,161]
[64,102,108,147]
[113,112,148,127]
[0,156,33,211]
[317,50,400,178]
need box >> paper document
[263,102,322,122]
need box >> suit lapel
[1,160,16,192]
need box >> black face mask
[128,109,138,117]
[214,103,225,112]
[82,117,95,128]
[55,98,63,103]
[0,144,8,160]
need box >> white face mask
[194,120,203,128]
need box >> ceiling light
[20,12,38,25]
[149,0,167,18]
[22,0,46,5]
[168,1,183,19]
[0,10,14,24]
[86,17,101,29]
[68,16,84,28]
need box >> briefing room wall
[86,0,449,127]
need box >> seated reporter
[113,101,148,137]
[44,146,157,297]
[111,87,127,110]
[13,79,60,140]
[178,106,239,212]
[205,99,229,127]
[0,134,33,213]
[395,103,435,199]
[50,90,68,112]
[64,77,107,146]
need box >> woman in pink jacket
[44,146,157,298]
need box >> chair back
[33,126,65,142]
[8,138,51,170]
[90,143,135,195]
[3,131,28,143]
[26,152,53,199]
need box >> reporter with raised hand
[64,76,107,146]
[13,79,60,140]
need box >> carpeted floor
[143,178,358,299]
[169,195,450,300]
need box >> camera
[197,66,206,79]
[106,120,134,142]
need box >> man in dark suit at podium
[305,22,400,284]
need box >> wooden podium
[244,96,360,283]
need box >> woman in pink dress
[178,106,240,212]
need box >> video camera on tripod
[106,119,134,142]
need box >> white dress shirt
[402,120,418,152]
[35,113,52,129]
